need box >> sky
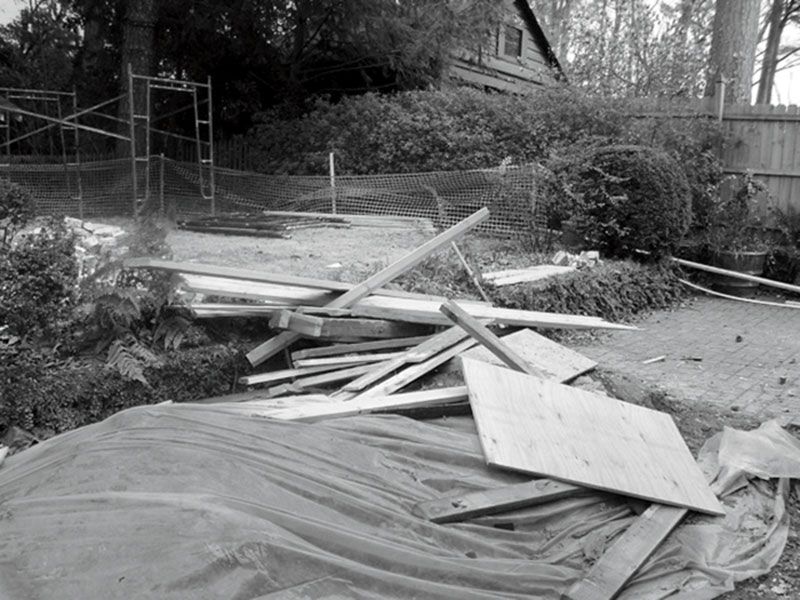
[0,0,796,103]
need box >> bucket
[710,251,767,298]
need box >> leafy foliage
[0,218,78,339]
[546,143,692,258]
[0,180,36,248]
[701,172,772,253]
[0,343,244,436]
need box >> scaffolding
[0,68,216,219]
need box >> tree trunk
[705,0,760,103]
[117,0,157,150]
[756,0,785,104]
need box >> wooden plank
[271,310,430,340]
[350,295,635,331]
[260,210,435,230]
[413,479,586,523]
[673,257,800,295]
[340,327,469,393]
[193,391,336,406]
[290,335,433,361]
[462,359,724,515]
[189,303,289,318]
[266,362,386,397]
[182,275,338,305]
[246,208,490,366]
[482,264,575,286]
[293,352,405,369]
[238,363,346,386]
[564,504,687,600]
[246,386,469,422]
[440,300,544,376]
[459,329,597,383]
[355,337,478,399]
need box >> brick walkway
[572,296,800,418]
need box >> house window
[503,25,523,58]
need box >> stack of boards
[177,210,434,238]
[126,209,723,599]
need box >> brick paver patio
[572,296,800,418]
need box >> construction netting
[16,158,552,233]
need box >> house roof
[514,0,566,79]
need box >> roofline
[514,0,566,80]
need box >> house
[448,0,564,93]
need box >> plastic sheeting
[0,405,797,599]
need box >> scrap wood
[450,241,491,303]
[260,210,435,230]
[290,335,433,361]
[266,362,380,397]
[353,337,477,400]
[458,329,597,383]
[338,327,469,394]
[182,275,339,305]
[246,208,491,366]
[349,295,636,331]
[293,352,406,369]
[462,359,724,515]
[482,264,576,287]
[563,504,687,600]
[439,300,544,377]
[680,278,800,309]
[270,310,430,340]
[231,386,469,422]
[177,224,291,239]
[189,303,288,318]
[642,355,666,364]
[194,391,335,406]
[672,257,800,295]
[238,363,347,386]
[413,479,586,524]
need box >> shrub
[546,143,691,258]
[0,343,245,436]
[492,260,686,323]
[0,180,35,247]
[0,218,78,338]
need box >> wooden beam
[340,327,468,393]
[271,310,430,340]
[355,337,477,399]
[413,479,585,523]
[439,300,546,377]
[238,363,346,386]
[246,208,491,366]
[266,362,382,397]
[350,296,636,331]
[294,352,405,369]
[290,335,433,361]
[563,505,687,600]
[248,386,469,422]
[672,256,800,295]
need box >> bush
[0,343,245,436]
[546,144,691,258]
[492,260,686,323]
[0,218,78,338]
[0,180,35,246]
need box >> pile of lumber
[176,210,434,238]
[126,209,726,597]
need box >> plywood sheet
[460,329,596,382]
[462,359,724,515]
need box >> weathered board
[460,329,597,383]
[462,359,724,515]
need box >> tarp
[0,405,797,599]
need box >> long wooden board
[564,504,688,600]
[239,363,348,386]
[350,295,635,331]
[482,264,575,286]
[290,335,433,361]
[271,310,429,340]
[182,275,338,304]
[462,359,724,515]
[413,479,586,523]
[459,329,597,383]
[246,208,490,366]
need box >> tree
[705,0,761,103]
[755,0,800,103]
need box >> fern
[153,313,191,350]
[106,335,162,387]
